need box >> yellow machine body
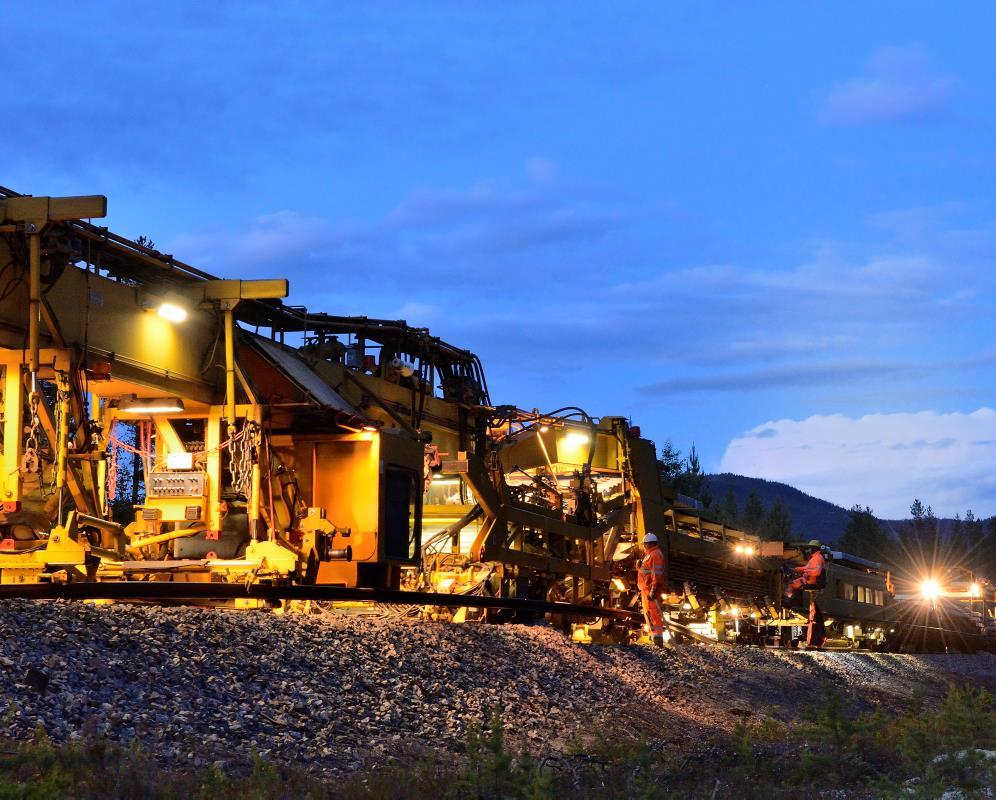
[0,189,775,643]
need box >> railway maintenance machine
[0,190,428,592]
[1,188,887,647]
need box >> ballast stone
[0,599,991,775]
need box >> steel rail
[0,582,985,651]
[0,582,643,621]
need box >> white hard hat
[642,533,658,544]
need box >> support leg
[807,597,826,649]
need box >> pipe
[534,429,562,497]
[223,309,236,429]
[76,512,128,558]
[77,514,126,535]
[127,526,204,553]
[420,504,483,561]
[55,380,70,525]
[249,437,262,542]
[28,232,40,382]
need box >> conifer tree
[676,444,711,507]
[720,488,739,528]
[838,505,893,562]
[761,498,792,542]
[949,513,967,567]
[743,491,764,535]
[658,440,683,490]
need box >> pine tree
[676,444,711,507]
[743,491,764,535]
[838,505,892,562]
[923,504,940,573]
[949,513,967,568]
[898,498,934,575]
[661,441,713,507]
[658,440,683,490]
[762,498,792,542]
[720,488,739,527]
[984,517,996,579]
[964,510,985,564]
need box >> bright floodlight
[734,544,745,554]
[920,579,941,601]
[118,396,185,414]
[563,431,590,446]
[971,583,982,598]
[744,545,755,556]
[158,302,188,323]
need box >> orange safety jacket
[637,545,665,596]
[794,550,825,585]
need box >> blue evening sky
[5,3,996,517]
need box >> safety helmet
[642,533,658,545]
[807,539,821,548]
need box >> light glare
[920,579,940,600]
[158,302,188,323]
[118,396,185,414]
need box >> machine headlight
[920,579,940,600]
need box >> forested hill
[703,473,853,543]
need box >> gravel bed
[0,600,992,775]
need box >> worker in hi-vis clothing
[637,532,667,648]
[784,539,828,648]
[784,540,826,608]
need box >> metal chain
[20,390,41,477]
[227,420,258,498]
[106,436,118,504]
[226,423,240,497]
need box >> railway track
[0,582,735,645]
[0,582,988,651]
[0,582,642,620]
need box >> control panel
[147,472,207,498]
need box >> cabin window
[384,467,420,562]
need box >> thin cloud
[720,409,996,517]
[387,183,543,227]
[640,361,916,396]
[169,211,335,275]
[822,45,953,126]
[526,157,557,184]
[170,178,626,282]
